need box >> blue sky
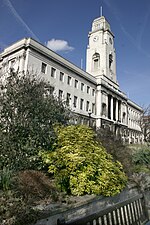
[0,0,150,107]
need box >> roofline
[127,99,143,111]
[0,37,97,85]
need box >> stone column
[96,86,102,127]
[111,96,113,120]
[116,99,118,121]
[120,102,122,123]
[106,94,108,118]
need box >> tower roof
[91,16,111,33]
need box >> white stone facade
[0,16,143,143]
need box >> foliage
[0,190,40,225]
[14,170,59,201]
[139,105,150,143]
[42,125,127,196]
[96,128,133,176]
[0,170,62,225]
[130,172,150,192]
[0,70,70,170]
[0,167,12,191]
[132,147,150,165]
[132,146,150,173]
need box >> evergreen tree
[0,70,69,170]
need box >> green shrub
[0,71,70,171]
[96,128,133,176]
[42,125,127,196]
[132,147,150,166]
[0,167,12,191]
[0,191,40,225]
[132,147,150,173]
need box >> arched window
[109,54,113,69]
[92,53,100,70]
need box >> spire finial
[100,6,103,17]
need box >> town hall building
[0,15,143,143]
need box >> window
[94,59,99,70]
[66,93,71,106]
[41,62,47,74]
[80,99,84,110]
[67,76,71,85]
[51,67,56,77]
[92,53,100,70]
[92,103,95,114]
[86,101,89,112]
[50,86,54,94]
[102,103,106,116]
[10,59,16,69]
[122,112,126,123]
[87,86,90,94]
[60,72,64,81]
[73,96,78,108]
[109,54,113,69]
[74,79,78,88]
[81,83,84,91]
[92,89,95,96]
[59,90,63,100]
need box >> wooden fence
[57,194,149,225]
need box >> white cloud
[46,39,74,52]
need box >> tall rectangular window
[10,59,16,69]
[87,86,90,94]
[92,103,95,114]
[60,72,64,81]
[81,83,84,91]
[51,67,56,77]
[92,89,95,96]
[41,62,47,74]
[73,96,78,108]
[86,101,89,112]
[74,79,78,88]
[67,76,71,85]
[66,93,71,106]
[80,99,84,110]
[59,90,63,100]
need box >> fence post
[143,193,150,220]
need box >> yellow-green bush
[42,125,127,196]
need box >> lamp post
[88,109,92,127]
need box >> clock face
[93,36,99,42]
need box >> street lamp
[88,109,92,127]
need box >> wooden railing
[57,194,149,225]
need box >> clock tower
[86,16,117,83]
